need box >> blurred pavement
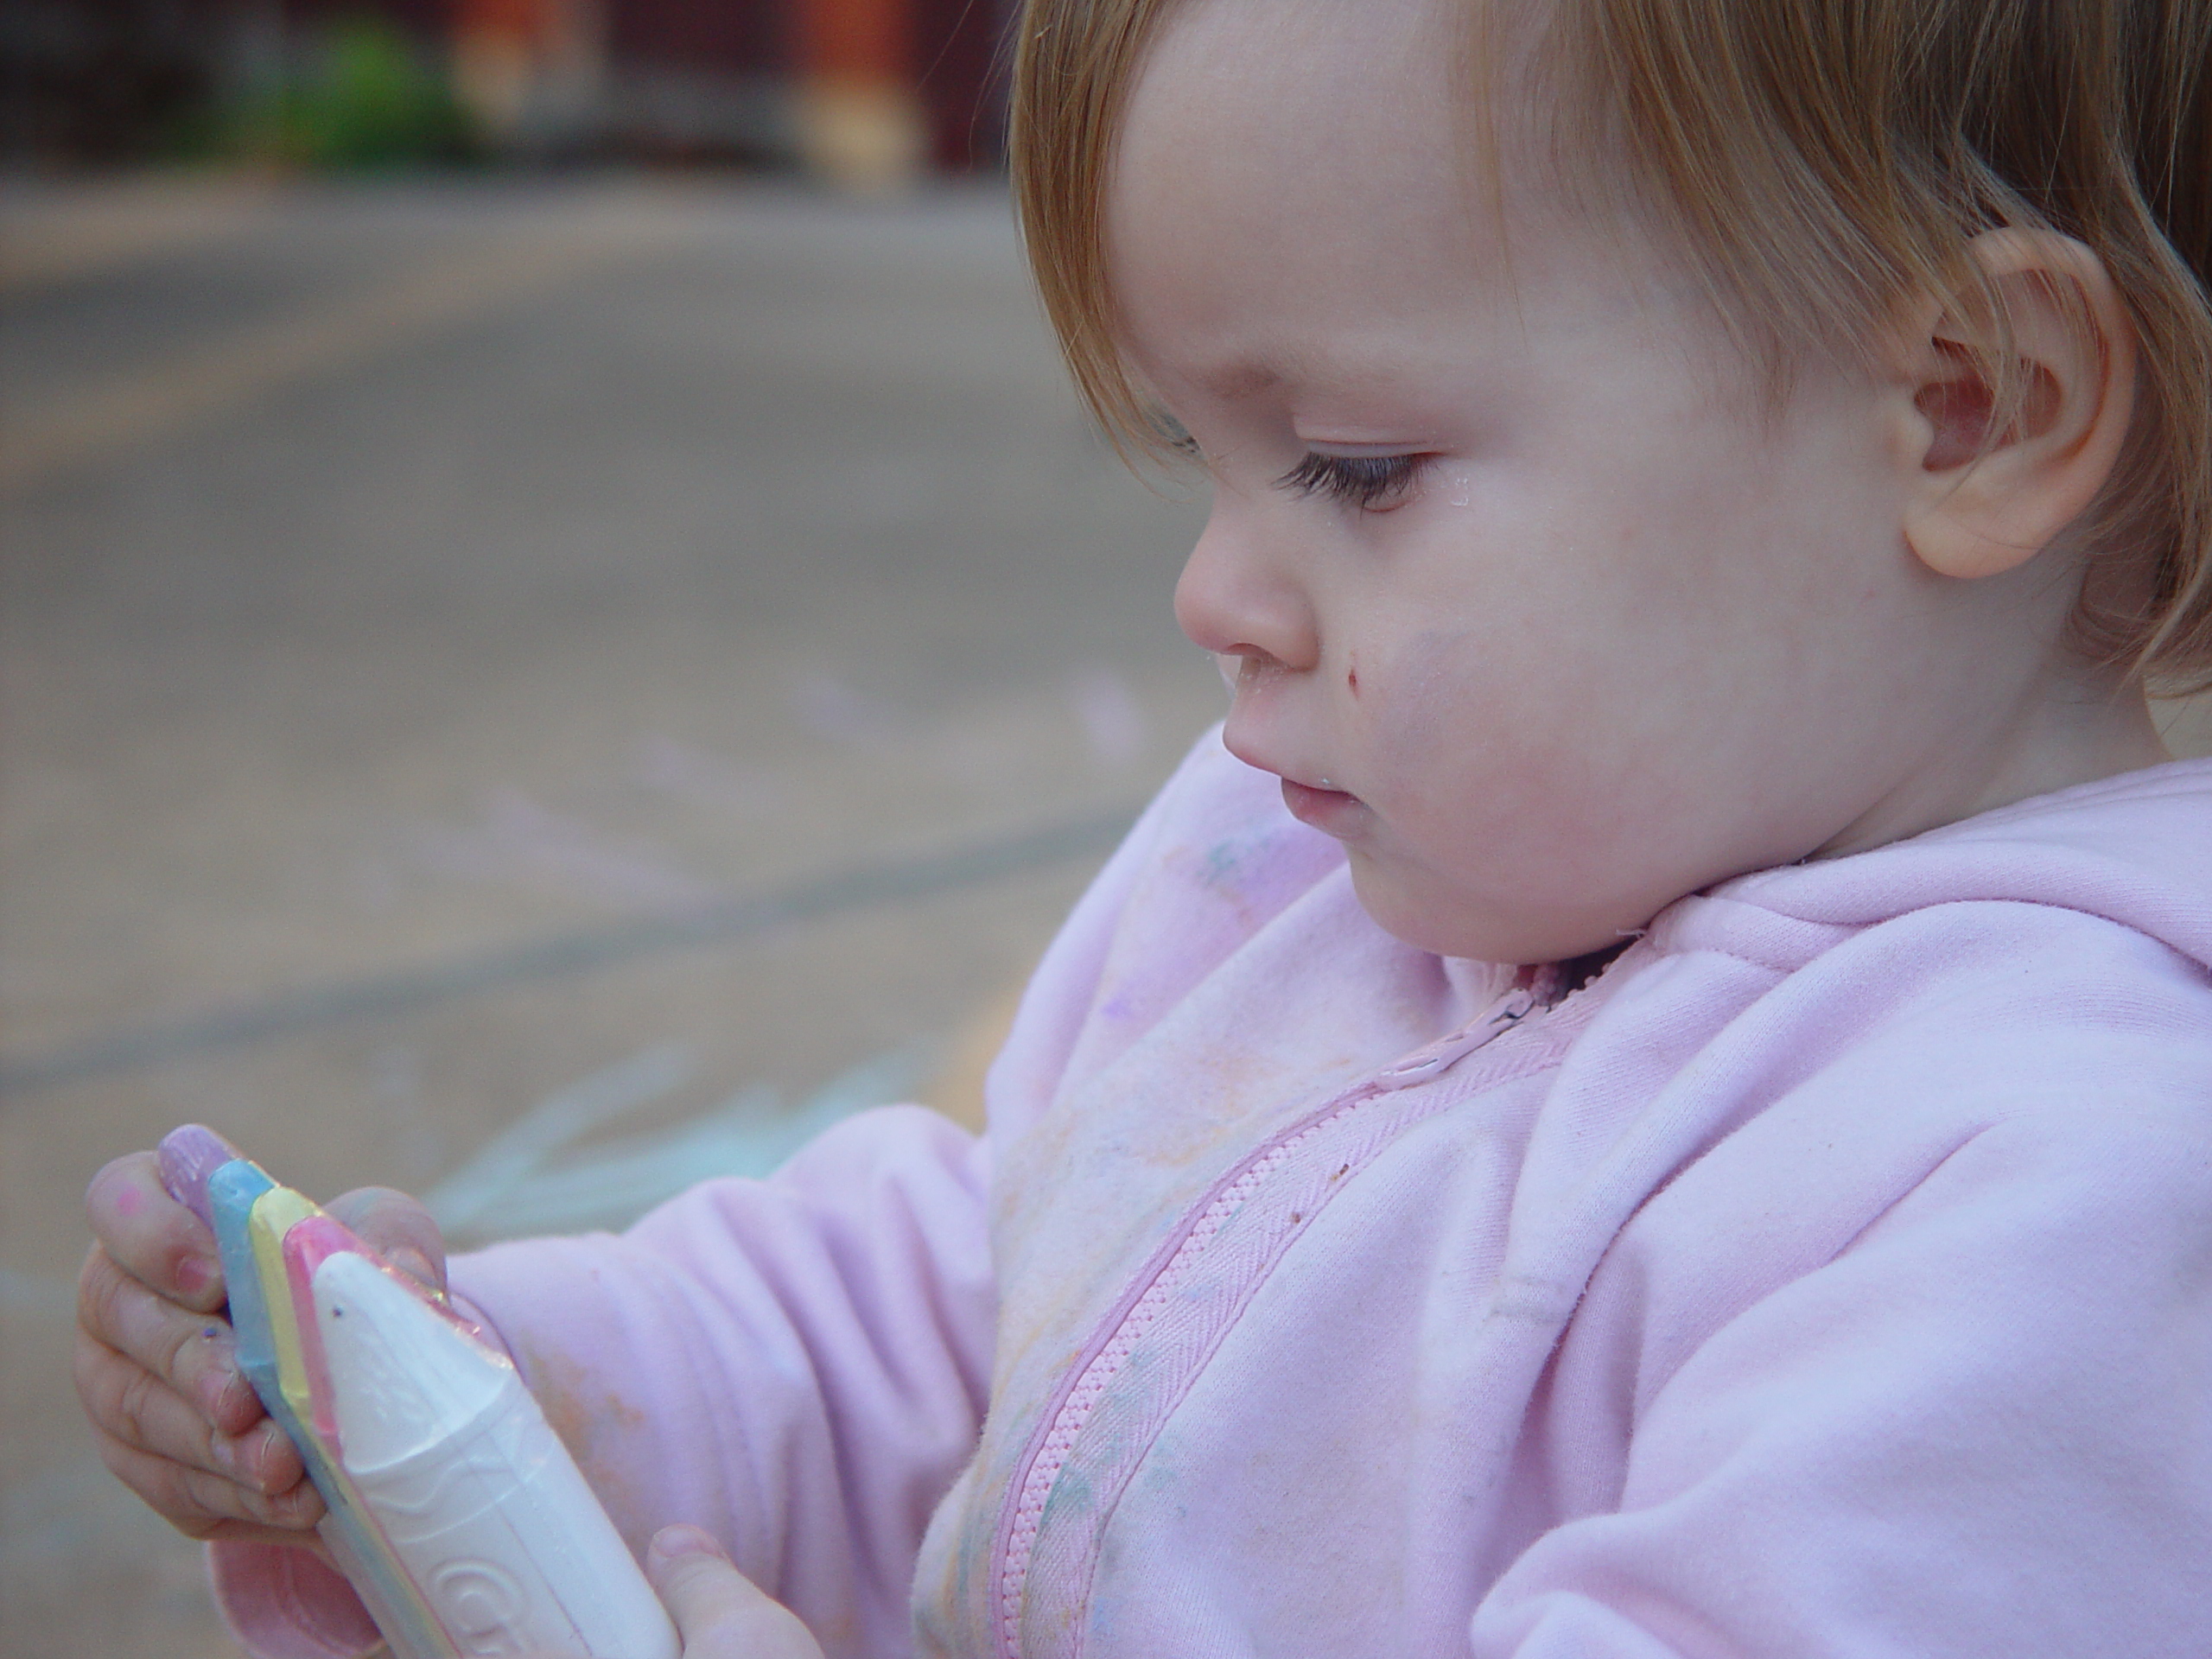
[0,173,1218,1657]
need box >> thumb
[646,1527,824,1659]
[322,1186,448,1296]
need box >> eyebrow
[1190,346,1430,404]
[1197,361,1286,400]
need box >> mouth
[1279,777,1365,835]
[1219,720,1368,836]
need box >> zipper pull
[1375,985,1540,1091]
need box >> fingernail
[199,1366,244,1421]
[386,1247,436,1289]
[652,1524,723,1561]
[243,1423,287,1491]
[175,1255,217,1300]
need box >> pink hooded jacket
[218,731,2212,1658]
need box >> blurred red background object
[0,0,1012,175]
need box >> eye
[1279,452,1421,512]
[1148,410,1205,464]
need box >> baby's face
[1109,0,1974,963]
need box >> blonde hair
[1009,0,2212,691]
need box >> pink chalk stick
[283,1216,375,1445]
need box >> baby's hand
[527,1527,826,1659]
[643,1528,824,1659]
[73,1147,448,1548]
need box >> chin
[1347,861,1512,963]
[1345,858,1624,967]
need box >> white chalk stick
[313,1251,680,1659]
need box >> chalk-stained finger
[85,1151,226,1313]
[91,1425,326,1541]
[71,1313,305,1497]
[324,1186,448,1294]
[77,1243,262,1436]
[73,1326,238,1484]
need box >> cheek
[1353,620,1659,874]
[1357,626,1576,835]
[1359,614,1594,778]
[1360,627,1477,763]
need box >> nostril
[1223,651,1293,695]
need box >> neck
[1821,658,2172,860]
[1969,664,2174,812]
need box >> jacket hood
[1649,756,2212,977]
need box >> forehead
[1105,0,1571,385]
[1103,0,1723,409]
[1120,0,1465,153]
[1109,0,1478,276]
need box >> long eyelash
[1280,453,1419,509]
[1147,410,1203,461]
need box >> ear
[1891,229,2136,580]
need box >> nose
[1173,495,1319,674]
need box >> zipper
[988,972,1572,1657]
[1371,978,1543,1090]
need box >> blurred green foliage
[195,19,477,169]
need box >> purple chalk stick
[158,1123,241,1230]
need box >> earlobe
[1895,230,2136,582]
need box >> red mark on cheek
[1346,659,1360,696]
[114,1185,145,1217]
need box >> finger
[86,1152,226,1312]
[77,1244,263,1435]
[71,1326,299,1499]
[323,1187,448,1295]
[90,1415,325,1538]
[645,1527,825,1659]
[73,1318,306,1497]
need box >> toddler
[75,0,2212,1654]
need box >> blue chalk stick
[207,1160,278,1404]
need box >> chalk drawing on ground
[423,1044,925,1244]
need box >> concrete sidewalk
[0,174,1219,1657]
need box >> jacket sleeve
[210,1103,996,1659]
[1466,1102,2212,1658]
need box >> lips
[1220,717,1365,836]
[1279,777,1365,835]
